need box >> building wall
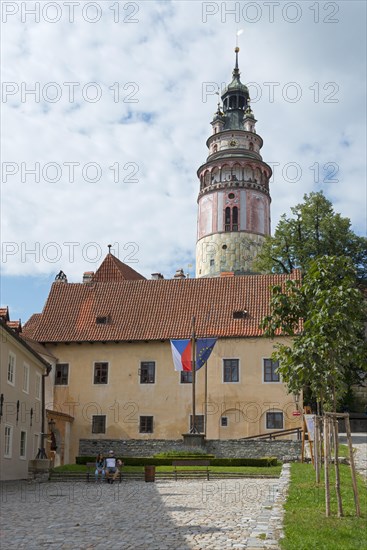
[47,337,301,463]
[0,326,45,480]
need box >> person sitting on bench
[95,452,106,482]
[105,450,122,483]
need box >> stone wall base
[28,459,51,482]
[79,438,301,461]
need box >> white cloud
[1,0,366,293]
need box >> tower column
[196,49,272,278]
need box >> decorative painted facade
[196,48,272,277]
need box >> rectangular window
[55,363,69,385]
[221,416,228,427]
[20,430,27,458]
[266,412,284,430]
[23,364,29,393]
[7,353,16,385]
[180,371,192,384]
[92,415,106,434]
[35,373,41,400]
[223,359,239,382]
[139,416,153,433]
[263,359,280,382]
[94,362,108,384]
[4,425,13,457]
[140,362,155,384]
[190,415,205,433]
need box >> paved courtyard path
[0,470,290,550]
[339,433,367,481]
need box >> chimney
[151,273,164,280]
[173,268,186,280]
[83,271,94,283]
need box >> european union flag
[195,338,217,370]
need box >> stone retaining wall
[79,438,301,461]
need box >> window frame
[7,352,16,386]
[55,363,69,386]
[223,358,240,383]
[263,358,280,383]
[22,363,30,393]
[4,425,13,458]
[139,361,156,384]
[266,411,284,430]
[35,372,42,400]
[180,371,193,384]
[20,430,27,459]
[92,415,106,434]
[189,414,205,434]
[93,362,109,385]
[139,415,154,433]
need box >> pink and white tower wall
[196,48,272,277]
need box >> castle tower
[196,48,272,277]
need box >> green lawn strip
[52,464,281,476]
[281,463,367,550]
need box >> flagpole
[204,361,208,436]
[191,315,196,433]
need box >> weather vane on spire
[236,28,244,48]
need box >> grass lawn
[52,464,282,476]
[281,463,367,550]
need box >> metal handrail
[242,427,302,440]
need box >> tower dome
[196,49,272,278]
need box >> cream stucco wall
[46,337,300,462]
[0,326,46,480]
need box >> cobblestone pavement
[339,433,367,480]
[0,468,291,550]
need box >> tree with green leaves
[255,191,367,282]
[261,256,367,411]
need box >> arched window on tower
[232,207,238,231]
[249,142,254,151]
[224,206,239,232]
[225,207,231,231]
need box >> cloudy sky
[1,0,366,323]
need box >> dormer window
[96,316,108,325]
[233,310,247,319]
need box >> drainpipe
[36,364,52,459]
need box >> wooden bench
[86,462,123,483]
[172,460,211,481]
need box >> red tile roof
[92,253,145,282]
[23,270,301,343]
[23,313,42,339]
[0,307,9,321]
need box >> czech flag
[170,338,217,371]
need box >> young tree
[261,256,367,410]
[255,192,367,282]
